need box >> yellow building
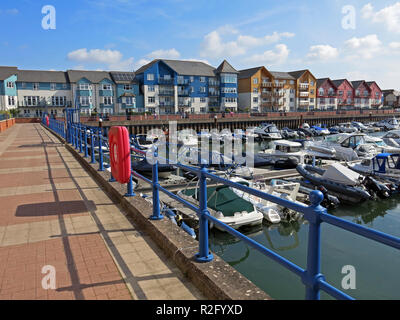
[288,70,317,111]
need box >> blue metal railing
[53,121,400,300]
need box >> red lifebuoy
[109,126,131,184]
[46,116,50,127]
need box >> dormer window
[102,84,112,91]
[6,82,14,89]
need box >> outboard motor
[363,176,391,199]
[318,186,340,209]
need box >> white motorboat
[306,133,373,161]
[230,178,303,224]
[178,130,198,148]
[363,135,400,155]
[382,130,400,146]
[349,153,400,182]
[131,134,156,151]
[375,118,399,131]
[338,122,359,133]
[178,184,263,231]
[258,140,307,164]
[254,123,282,140]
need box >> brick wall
[0,118,16,133]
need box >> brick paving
[0,123,205,300]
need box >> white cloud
[244,44,290,66]
[67,48,134,71]
[344,34,383,59]
[0,9,19,15]
[307,45,339,61]
[389,42,400,49]
[146,48,181,60]
[362,3,400,33]
[200,28,294,59]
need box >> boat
[376,118,399,131]
[254,123,282,140]
[349,153,400,183]
[351,121,374,133]
[382,130,400,146]
[178,185,264,231]
[178,130,198,148]
[296,163,390,203]
[311,126,330,136]
[258,140,308,166]
[132,159,176,179]
[338,122,359,133]
[306,133,373,161]
[131,134,156,151]
[229,178,304,224]
[281,128,300,140]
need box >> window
[52,96,66,106]
[199,87,206,93]
[147,74,154,81]
[320,98,325,104]
[253,78,259,85]
[200,77,206,83]
[8,96,15,106]
[148,86,155,92]
[220,74,237,84]
[190,76,194,83]
[200,107,207,113]
[310,81,314,86]
[224,98,237,103]
[6,82,14,88]
[102,84,112,91]
[253,88,258,93]
[347,91,352,97]
[80,96,91,106]
[103,97,113,105]
[50,83,57,90]
[253,97,258,103]
[124,84,132,91]
[222,87,237,94]
[339,90,343,96]
[33,83,40,90]
[125,97,135,105]
[290,80,295,85]
[24,96,39,106]
[148,97,155,104]
[318,89,325,96]
[62,83,67,89]
[79,83,90,90]
[200,97,206,103]
[21,82,26,89]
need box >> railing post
[109,172,116,182]
[75,125,79,150]
[150,147,163,220]
[98,128,104,172]
[195,164,213,262]
[79,124,83,153]
[84,127,88,158]
[303,190,326,300]
[125,174,135,197]
[90,129,96,164]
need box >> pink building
[332,79,354,110]
[316,78,338,110]
[366,81,383,108]
[351,81,372,109]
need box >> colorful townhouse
[316,78,338,110]
[134,59,238,115]
[366,81,383,108]
[0,67,18,112]
[17,70,72,117]
[331,79,354,110]
[351,81,373,109]
[238,67,296,112]
[288,70,317,111]
[110,72,144,114]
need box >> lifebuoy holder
[109,126,131,184]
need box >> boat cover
[322,163,360,186]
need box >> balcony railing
[261,82,273,88]
[274,82,284,88]
[177,79,189,86]
[209,91,220,97]
[159,90,175,96]
[159,101,175,107]
[158,78,175,85]
[178,90,190,96]
[275,91,285,97]
[299,84,309,91]
[300,92,309,97]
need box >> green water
[209,132,400,300]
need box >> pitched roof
[351,80,366,89]
[331,79,353,88]
[110,71,137,84]
[216,60,238,74]
[317,78,337,89]
[238,67,263,80]
[366,81,382,91]
[269,71,295,80]
[17,70,69,83]
[135,59,160,74]
[288,70,308,79]
[0,66,18,80]
[66,70,113,83]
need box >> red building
[316,78,338,110]
[351,81,372,109]
[366,81,383,108]
[332,79,354,110]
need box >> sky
[1,0,400,89]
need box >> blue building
[135,59,238,115]
[0,67,18,112]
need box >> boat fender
[109,126,131,184]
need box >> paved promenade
[0,123,204,300]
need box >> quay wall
[80,110,400,134]
[0,118,16,133]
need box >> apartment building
[351,81,372,109]
[269,71,296,111]
[134,59,238,115]
[0,67,18,112]
[316,78,338,110]
[288,70,317,111]
[17,70,72,118]
[331,79,354,110]
[366,81,383,108]
[383,90,400,108]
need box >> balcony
[299,83,309,90]
[261,92,272,98]
[209,81,220,87]
[300,92,309,97]
[159,101,175,107]
[209,91,220,97]
[299,100,310,106]
[178,90,190,97]
[159,90,175,96]
[177,79,189,86]
[158,77,174,85]
[274,82,284,88]
[275,91,285,97]
[261,82,273,88]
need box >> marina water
[209,132,400,300]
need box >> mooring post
[303,190,325,300]
[196,163,214,263]
[150,147,163,220]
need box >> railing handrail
[52,119,400,300]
